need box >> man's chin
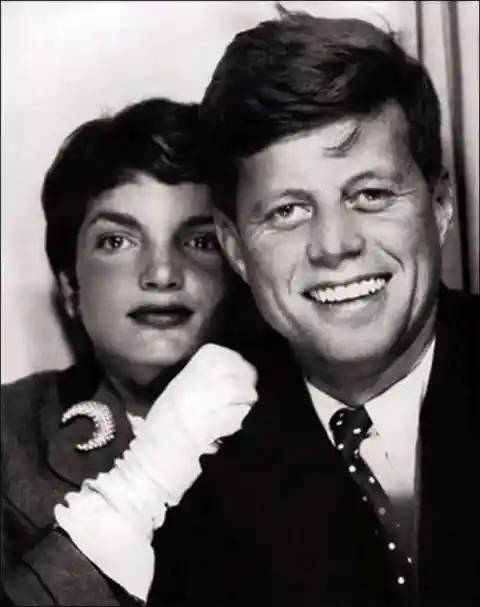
[296,330,397,373]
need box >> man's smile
[304,273,392,305]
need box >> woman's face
[65,173,228,384]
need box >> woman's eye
[96,234,135,251]
[184,232,220,253]
[267,203,312,228]
[348,189,396,211]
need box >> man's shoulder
[436,287,479,403]
[441,285,479,310]
[439,286,479,340]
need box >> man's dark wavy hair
[200,9,443,220]
[42,97,205,283]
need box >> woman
[1,97,261,606]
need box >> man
[90,10,477,607]
[190,9,479,607]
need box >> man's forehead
[302,117,362,155]
[241,102,409,168]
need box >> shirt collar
[305,339,436,453]
[364,339,435,460]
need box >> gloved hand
[112,342,258,532]
[56,343,258,539]
[145,341,258,459]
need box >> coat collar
[44,363,134,488]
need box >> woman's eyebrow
[87,212,215,234]
[86,210,142,230]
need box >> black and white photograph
[1,2,479,605]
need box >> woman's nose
[138,248,183,291]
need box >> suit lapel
[45,365,134,489]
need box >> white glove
[145,341,259,458]
[55,344,258,600]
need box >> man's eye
[183,232,220,252]
[267,203,312,228]
[96,235,135,251]
[348,189,396,211]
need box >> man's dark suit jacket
[2,287,479,606]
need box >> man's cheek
[250,259,287,312]
[246,253,275,290]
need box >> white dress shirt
[305,339,436,502]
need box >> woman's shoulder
[2,367,61,392]
[1,369,69,449]
[0,364,97,435]
[1,362,103,444]
[1,362,101,409]
[1,368,64,413]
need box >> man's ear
[214,210,249,283]
[58,272,78,319]
[432,170,454,246]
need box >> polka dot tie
[329,406,415,598]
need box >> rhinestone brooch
[62,401,116,452]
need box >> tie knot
[329,406,372,455]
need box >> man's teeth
[309,277,387,304]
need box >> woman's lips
[128,304,193,329]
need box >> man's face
[68,174,227,384]
[219,104,452,377]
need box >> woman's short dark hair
[42,98,205,282]
[200,10,443,220]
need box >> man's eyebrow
[343,169,405,190]
[87,211,142,230]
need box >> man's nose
[306,206,365,268]
[138,246,183,291]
